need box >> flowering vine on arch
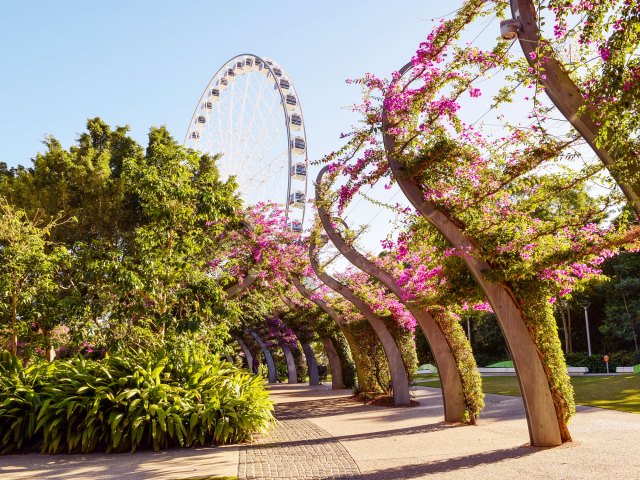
[319,0,640,446]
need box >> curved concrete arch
[321,337,344,389]
[301,341,320,386]
[309,234,411,406]
[509,0,640,215]
[248,329,277,384]
[279,340,298,384]
[276,296,322,386]
[292,275,360,390]
[316,166,469,422]
[225,274,258,299]
[383,62,567,445]
[233,335,253,370]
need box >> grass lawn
[413,374,640,414]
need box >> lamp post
[580,302,592,356]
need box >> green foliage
[486,361,514,368]
[599,252,640,352]
[342,321,390,393]
[275,362,288,383]
[432,309,484,424]
[565,351,640,373]
[0,346,273,454]
[0,200,71,355]
[0,351,47,453]
[0,118,243,356]
[385,318,418,384]
[515,283,575,429]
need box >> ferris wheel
[184,54,308,232]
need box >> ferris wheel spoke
[235,74,273,176]
[247,147,289,186]
[241,102,282,177]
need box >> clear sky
[0,0,487,254]
[0,1,465,168]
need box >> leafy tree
[0,119,243,356]
[0,200,69,355]
[600,252,640,352]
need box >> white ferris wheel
[184,54,308,232]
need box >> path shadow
[0,446,237,480]
[275,396,445,422]
[251,420,458,452]
[334,444,541,479]
[275,397,364,419]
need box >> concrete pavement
[2,383,640,479]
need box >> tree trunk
[622,292,639,352]
[567,307,573,353]
[559,305,569,354]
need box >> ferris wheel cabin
[208,88,220,101]
[291,137,306,155]
[290,114,302,131]
[289,190,305,208]
[285,95,297,111]
[287,220,303,233]
[291,162,307,180]
[277,79,290,90]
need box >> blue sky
[0,1,463,169]
[2,0,504,254]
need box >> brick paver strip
[239,405,362,480]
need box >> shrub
[565,352,624,373]
[0,352,48,453]
[0,346,273,454]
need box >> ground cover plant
[0,345,273,454]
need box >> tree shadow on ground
[337,444,542,479]
[274,396,447,422]
[251,420,457,452]
[0,446,237,480]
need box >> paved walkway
[239,416,361,479]
[2,384,640,479]
[259,384,640,480]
